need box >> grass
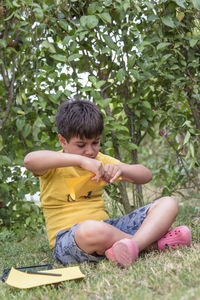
[0,193,199,300]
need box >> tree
[0,0,199,230]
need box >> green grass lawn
[0,193,199,300]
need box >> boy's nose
[85,146,94,157]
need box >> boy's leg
[54,196,191,266]
[74,196,178,254]
[105,197,191,266]
[130,196,178,251]
[74,220,132,255]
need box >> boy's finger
[110,171,121,183]
[91,175,100,182]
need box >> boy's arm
[103,162,152,184]
[24,150,104,181]
[118,163,152,184]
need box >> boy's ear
[58,134,67,147]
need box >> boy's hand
[80,157,105,182]
[102,164,122,184]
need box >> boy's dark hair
[55,99,104,141]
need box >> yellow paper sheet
[65,174,107,200]
[66,173,121,200]
[6,267,85,289]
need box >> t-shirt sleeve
[33,168,55,179]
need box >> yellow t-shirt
[39,152,120,249]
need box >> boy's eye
[77,144,85,148]
[93,141,99,145]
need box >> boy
[24,99,191,267]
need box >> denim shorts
[53,203,152,265]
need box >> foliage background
[0,0,199,233]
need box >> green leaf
[33,7,44,21]
[130,69,141,81]
[192,0,200,9]
[103,35,118,50]
[189,158,196,169]
[183,131,190,145]
[51,54,66,62]
[80,87,93,92]
[189,143,195,158]
[69,41,77,52]
[87,15,99,29]
[80,15,99,29]
[189,39,198,47]
[174,0,186,8]
[17,110,25,115]
[22,124,32,138]
[134,110,141,117]
[148,128,156,138]
[98,12,111,23]
[87,3,97,14]
[68,53,82,62]
[183,121,192,128]
[0,39,6,48]
[41,40,56,53]
[63,90,72,97]
[128,143,138,150]
[16,94,22,105]
[16,118,25,131]
[123,0,131,11]
[4,11,15,21]
[127,55,136,68]
[63,36,72,45]
[0,155,12,165]
[80,16,87,27]
[161,16,175,28]
[78,31,88,41]
[142,101,151,110]
[117,125,129,133]
[116,68,126,82]
[157,42,171,50]
[141,119,149,128]
[161,54,172,62]
[13,0,21,8]
[100,98,112,108]
[94,80,106,89]
[89,76,97,84]
[176,12,185,22]
[48,94,59,104]
[59,20,69,31]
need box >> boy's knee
[164,196,178,215]
[74,220,113,254]
[151,196,178,216]
[74,220,106,244]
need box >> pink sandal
[158,225,192,251]
[105,238,139,267]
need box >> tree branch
[0,51,9,88]
[186,69,200,131]
[164,133,199,191]
[0,54,16,133]
[187,95,200,131]
[82,49,94,76]
[103,89,132,213]
[67,17,79,28]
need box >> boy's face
[58,135,100,159]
